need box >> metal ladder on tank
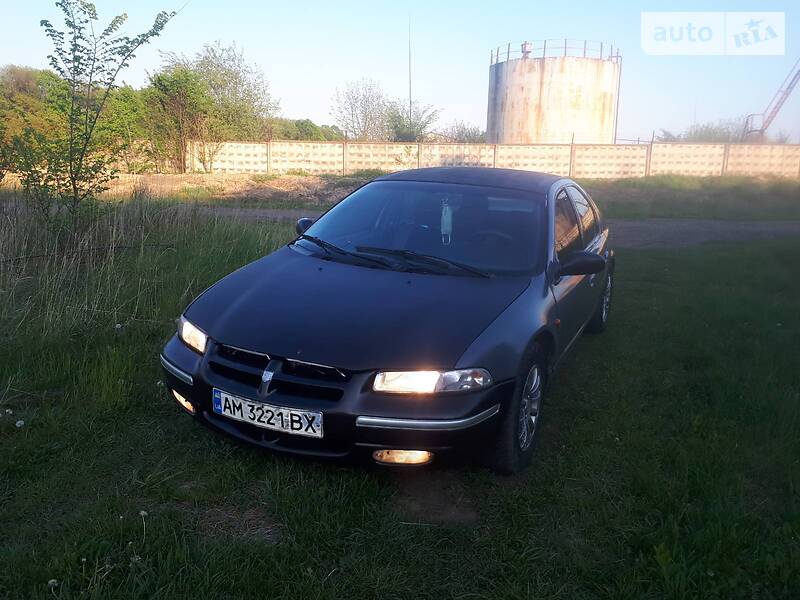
[741,57,800,140]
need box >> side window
[567,186,599,244]
[585,189,602,223]
[554,190,581,258]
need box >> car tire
[488,344,546,475]
[586,270,613,334]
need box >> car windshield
[298,181,545,275]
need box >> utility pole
[408,15,413,121]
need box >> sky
[2,0,799,141]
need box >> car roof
[375,167,562,195]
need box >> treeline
[0,0,488,217]
[0,47,488,177]
[0,43,344,175]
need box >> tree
[267,118,299,141]
[0,66,67,140]
[438,120,486,143]
[192,42,278,132]
[13,0,173,217]
[11,128,66,219]
[386,100,440,142]
[294,119,326,141]
[96,86,151,173]
[267,118,344,141]
[330,79,388,141]
[146,67,210,173]
[320,124,344,141]
[160,42,278,170]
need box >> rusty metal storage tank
[486,40,622,144]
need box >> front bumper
[159,335,512,461]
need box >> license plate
[212,388,323,438]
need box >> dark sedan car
[160,167,614,473]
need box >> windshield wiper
[355,246,492,278]
[296,235,393,269]
[296,234,341,256]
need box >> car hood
[185,246,531,371]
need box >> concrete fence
[187,141,800,179]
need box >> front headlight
[373,368,492,394]
[178,316,208,354]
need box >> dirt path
[203,206,800,249]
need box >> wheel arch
[535,326,555,353]
[526,327,556,379]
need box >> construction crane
[741,57,800,141]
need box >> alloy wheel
[601,274,613,322]
[518,364,542,451]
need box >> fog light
[372,449,433,465]
[172,390,195,415]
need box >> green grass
[1,202,799,598]
[581,175,800,220]
[171,184,225,201]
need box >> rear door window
[567,186,600,245]
[554,190,581,258]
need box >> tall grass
[0,194,293,346]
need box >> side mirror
[557,250,606,277]
[295,217,314,235]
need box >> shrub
[13,1,173,220]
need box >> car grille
[208,343,350,402]
[209,344,269,388]
[216,344,270,369]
